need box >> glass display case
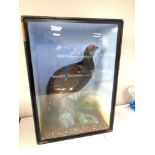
[22,16,123,144]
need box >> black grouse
[47,45,98,94]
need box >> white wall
[19,0,135,117]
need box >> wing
[47,61,93,94]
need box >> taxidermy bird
[43,45,106,130]
[47,45,98,94]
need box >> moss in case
[41,92,109,139]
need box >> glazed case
[22,16,123,144]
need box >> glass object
[22,17,123,144]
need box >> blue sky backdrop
[27,20,118,95]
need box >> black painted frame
[21,16,123,144]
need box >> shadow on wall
[122,86,134,104]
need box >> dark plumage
[47,45,98,94]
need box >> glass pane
[26,19,120,141]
